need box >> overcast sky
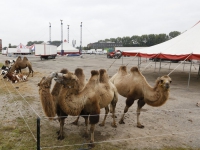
[1,0,200,47]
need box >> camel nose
[165,83,170,89]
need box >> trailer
[35,43,57,60]
[7,48,31,55]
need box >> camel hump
[60,68,68,74]
[23,57,29,61]
[130,67,139,73]
[75,68,84,76]
[91,70,99,76]
[99,69,106,75]
[119,66,127,72]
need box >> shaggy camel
[38,69,118,147]
[110,66,172,128]
[9,56,34,77]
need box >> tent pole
[138,56,140,70]
[122,55,123,65]
[154,61,156,72]
[187,61,192,89]
[183,61,185,71]
[198,64,200,79]
[159,59,161,76]
[169,61,171,70]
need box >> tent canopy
[123,21,200,60]
[57,40,79,54]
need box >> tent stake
[187,61,192,89]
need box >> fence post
[37,117,40,150]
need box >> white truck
[35,43,57,60]
[7,48,31,56]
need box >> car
[107,50,122,59]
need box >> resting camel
[110,66,172,128]
[38,69,118,147]
[9,56,34,77]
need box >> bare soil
[0,54,200,150]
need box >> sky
[0,0,200,48]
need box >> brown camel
[110,66,172,128]
[38,69,118,147]
[9,56,34,77]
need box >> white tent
[57,40,79,55]
[123,21,200,60]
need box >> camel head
[54,72,79,89]
[156,75,172,91]
[38,72,57,88]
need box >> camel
[110,66,172,128]
[38,68,118,147]
[196,102,200,107]
[9,56,34,77]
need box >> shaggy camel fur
[54,69,118,147]
[9,56,34,77]
[110,66,172,128]
[38,69,118,147]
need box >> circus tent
[122,21,200,61]
[57,40,79,55]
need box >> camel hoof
[99,123,105,127]
[111,123,117,128]
[137,125,144,128]
[88,142,95,148]
[119,120,125,124]
[83,132,89,138]
[57,135,64,140]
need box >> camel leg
[71,116,80,125]
[83,116,89,138]
[99,106,109,127]
[119,98,134,124]
[57,117,65,140]
[137,98,146,128]
[110,98,117,127]
[88,124,96,148]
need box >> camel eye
[160,80,163,83]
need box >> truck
[7,48,31,56]
[34,43,57,60]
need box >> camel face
[38,76,52,88]
[158,75,172,90]
[54,72,79,89]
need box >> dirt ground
[0,54,200,150]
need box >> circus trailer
[2,49,7,55]
[34,43,57,60]
[7,48,31,56]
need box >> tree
[169,31,181,39]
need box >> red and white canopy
[123,21,200,60]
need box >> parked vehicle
[35,43,57,60]
[107,50,122,59]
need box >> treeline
[3,31,181,50]
[98,31,181,47]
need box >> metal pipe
[37,117,40,150]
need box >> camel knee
[89,114,99,124]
